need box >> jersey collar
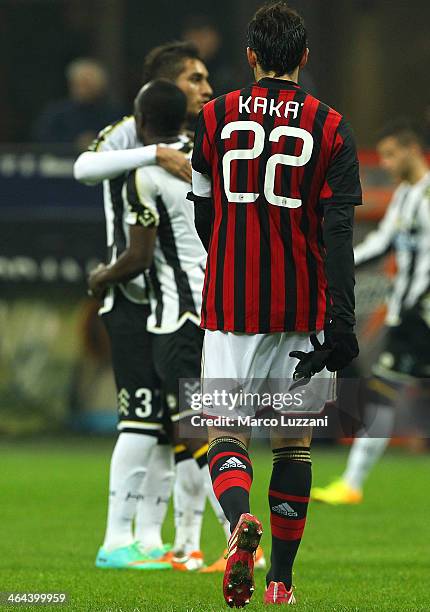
[256,77,301,90]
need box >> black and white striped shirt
[355,172,430,325]
[90,116,148,312]
[125,139,206,334]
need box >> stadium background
[0,1,430,610]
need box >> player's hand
[87,263,109,300]
[289,324,359,381]
[290,334,332,381]
[323,326,359,372]
[156,146,192,183]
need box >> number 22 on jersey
[221,120,314,209]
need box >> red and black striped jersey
[191,77,362,334]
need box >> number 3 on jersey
[221,120,314,208]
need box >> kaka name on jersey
[238,95,303,119]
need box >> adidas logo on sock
[272,502,298,517]
[219,457,246,471]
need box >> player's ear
[246,47,258,69]
[299,48,309,69]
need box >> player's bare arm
[87,225,156,299]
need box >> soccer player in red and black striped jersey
[189,2,361,606]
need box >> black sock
[267,447,312,589]
[174,443,208,468]
[192,443,209,469]
[173,444,192,464]
[207,437,253,532]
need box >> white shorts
[201,330,336,417]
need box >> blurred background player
[312,120,430,505]
[33,58,125,151]
[190,1,361,605]
[76,43,236,571]
[89,79,207,569]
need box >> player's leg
[152,321,208,570]
[208,426,263,607]
[200,466,267,573]
[172,452,207,568]
[135,437,174,554]
[263,331,330,603]
[342,394,395,492]
[100,433,155,549]
[203,330,275,532]
[97,292,168,569]
[203,330,272,606]
[207,426,252,532]
[266,427,312,600]
[200,461,266,573]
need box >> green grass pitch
[0,439,429,612]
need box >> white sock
[173,458,206,554]
[102,432,156,551]
[343,403,395,491]
[202,463,230,541]
[135,443,174,550]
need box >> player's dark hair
[247,2,307,76]
[135,79,187,137]
[143,41,201,84]
[376,118,424,148]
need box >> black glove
[289,322,359,381]
[290,334,332,381]
[323,323,359,372]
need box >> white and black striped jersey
[125,139,206,334]
[355,172,430,326]
[89,116,147,312]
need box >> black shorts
[152,320,204,423]
[373,303,430,379]
[102,290,164,437]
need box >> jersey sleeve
[319,119,362,206]
[323,203,356,328]
[125,169,160,228]
[74,116,157,184]
[88,116,134,152]
[191,109,211,175]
